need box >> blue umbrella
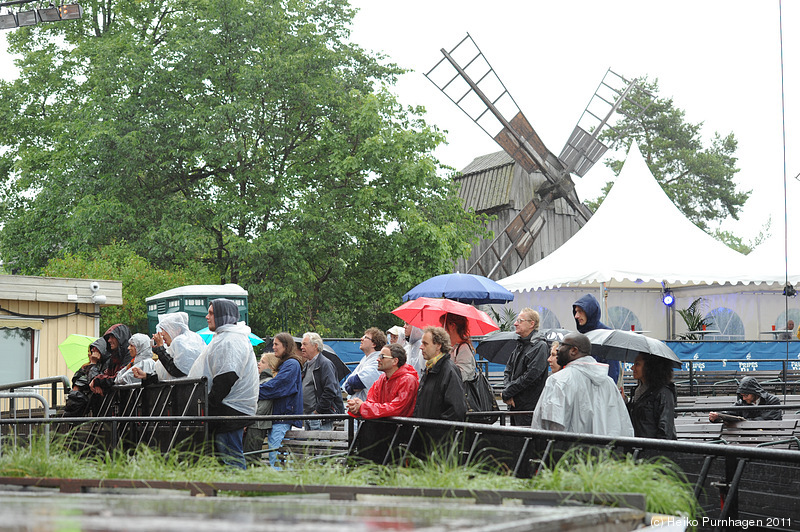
[402,273,514,305]
[195,326,265,346]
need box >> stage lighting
[38,5,62,22]
[16,9,40,26]
[0,12,17,29]
[785,284,797,298]
[58,3,82,19]
[662,289,675,306]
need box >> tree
[589,77,750,233]
[43,242,216,333]
[0,0,488,336]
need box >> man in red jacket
[347,344,419,419]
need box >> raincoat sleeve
[205,323,258,416]
[153,345,185,378]
[259,359,301,400]
[532,379,567,431]
[357,374,419,419]
[655,387,677,439]
[502,340,548,401]
[115,359,156,385]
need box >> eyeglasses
[514,318,533,324]
[361,336,373,342]
[379,355,394,360]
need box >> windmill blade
[559,69,655,177]
[425,34,591,222]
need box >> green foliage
[677,297,710,340]
[488,306,518,332]
[1,437,697,521]
[0,0,489,337]
[43,242,216,333]
[592,77,750,237]
[530,447,699,519]
[713,217,771,255]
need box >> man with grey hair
[300,332,344,430]
[502,307,549,426]
[531,332,633,437]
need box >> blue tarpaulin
[667,341,800,372]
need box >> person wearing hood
[62,337,106,417]
[626,352,677,439]
[709,376,782,422]
[89,323,132,396]
[387,325,405,345]
[502,308,549,426]
[133,312,206,383]
[115,333,156,385]
[532,332,634,437]
[187,299,258,469]
[572,294,621,384]
[403,322,425,378]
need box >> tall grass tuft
[529,447,699,519]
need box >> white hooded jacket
[531,357,634,438]
[188,321,258,416]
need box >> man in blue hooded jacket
[573,294,621,384]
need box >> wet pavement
[0,489,645,531]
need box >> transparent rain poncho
[154,312,206,381]
[115,333,156,384]
[188,300,257,416]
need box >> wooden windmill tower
[426,34,651,280]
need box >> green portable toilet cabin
[146,284,249,334]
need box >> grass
[0,435,697,521]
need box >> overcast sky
[348,0,799,244]
[2,1,797,244]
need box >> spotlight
[58,3,82,19]
[38,5,61,22]
[785,284,797,298]
[662,289,675,307]
[16,9,40,26]
[0,12,17,29]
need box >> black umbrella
[476,331,519,365]
[321,344,349,382]
[540,328,572,346]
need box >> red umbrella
[391,297,499,335]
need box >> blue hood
[573,294,610,334]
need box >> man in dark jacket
[573,294,621,384]
[709,376,782,422]
[414,326,466,422]
[502,308,549,426]
[301,331,344,430]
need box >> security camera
[90,281,100,292]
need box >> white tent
[493,143,798,340]
[741,178,800,286]
[498,142,752,292]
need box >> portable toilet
[146,284,249,334]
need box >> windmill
[425,34,652,280]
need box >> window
[607,306,642,332]
[534,306,561,329]
[705,307,745,341]
[0,319,42,385]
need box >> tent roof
[742,181,800,285]
[498,142,754,292]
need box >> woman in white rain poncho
[115,334,156,384]
[188,299,258,469]
[153,312,206,381]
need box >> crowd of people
[64,293,786,470]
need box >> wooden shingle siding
[454,151,584,276]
